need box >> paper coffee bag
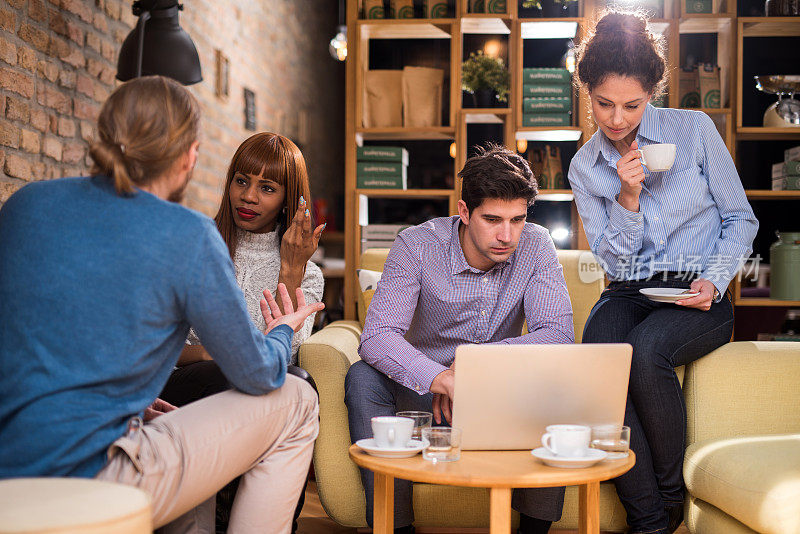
[423,0,448,17]
[679,67,701,108]
[469,0,486,13]
[698,64,721,108]
[388,0,414,18]
[402,66,444,128]
[364,70,403,128]
[527,147,546,188]
[363,0,385,18]
[544,145,563,190]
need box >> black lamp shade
[116,6,202,85]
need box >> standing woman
[568,11,758,534]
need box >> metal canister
[770,231,800,300]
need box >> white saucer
[639,288,699,303]
[531,447,608,468]
[356,438,426,458]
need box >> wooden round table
[349,445,635,534]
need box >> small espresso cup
[371,416,414,449]
[541,424,591,458]
[637,143,676,172]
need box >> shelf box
[520,20,579,39]
[537,190,574,201]
[740,17,800,37]
[355,127,456,143]
[516,128,583,142]
[461,17,512,34]
[679,14,733,34]
[358,19,455,39]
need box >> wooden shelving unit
[343,0,800,321]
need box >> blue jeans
[582,276,734,534]
[344,360,565,528]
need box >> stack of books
[521,68,573,127]
[772,145,800,191]
[361,223,411,252]
[357,146,409,189]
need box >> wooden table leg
[578,481,600,534]
[489,487,512,534]
[373,472,394,534]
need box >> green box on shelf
[785,161,800,176]
[522,84,572,98]
[787,176,800,190]
[685,0,712,13]
[423,0,448,17]
[388,0,414,18]
[522,97,572,113]
[522,113,571,127]
[357,161,407,177]
[786,145,800,162]
[357,146,409,165]
[522,68,571,85]
[357,175,408,189]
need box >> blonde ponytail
[89,76,200,196]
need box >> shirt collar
[593,103,663,165]
[449,217,512,275]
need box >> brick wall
[0,0,345,218]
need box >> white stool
[0,478,151,533]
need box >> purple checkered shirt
[360,216,574,395]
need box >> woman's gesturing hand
[261,283,325,333]
[280,196,326,269]
[616,140,646,212]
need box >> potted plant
[461,51,510,108]
[520,0,578,18]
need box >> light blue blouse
[568,104,758,298]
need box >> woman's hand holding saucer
[280,196,326,268]
[616,140,646,213]
[675,278,716,311]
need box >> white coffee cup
[637,143,676,172]
[541,424,591,458]
[371,416,414,449]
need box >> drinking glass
[590,424,630,459]
[421,427,461,463]
[396,411,433,441]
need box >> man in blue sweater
[0,76,323,533]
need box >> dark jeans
[582,277,733,534]
[160,361,315,534]
[344,360,565,528]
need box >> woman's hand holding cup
[616,140,646,213]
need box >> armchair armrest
[684,341,800,447]
[298,320,368,527]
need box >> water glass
[396,411,433,441]
[422,427,461,463]
[590,424,630,460]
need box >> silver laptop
[451,343,632,450]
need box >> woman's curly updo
[576,10,667,97]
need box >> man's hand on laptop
[260,283,325,333]
[430,369,455,424]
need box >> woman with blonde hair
[568,11,757,534]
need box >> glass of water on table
[422,427,462,463]
[396,411,432,441]
[590,424,630,459]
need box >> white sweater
[187,228,324,363]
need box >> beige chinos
[96,374,318,534]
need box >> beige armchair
[682,342,800,534]
[298,248,635,530]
